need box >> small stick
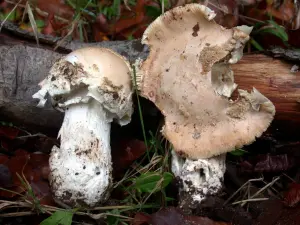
[232,198,269,205]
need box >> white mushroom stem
[49,99,112,207]
[171,150,226,209]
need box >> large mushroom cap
[137,4,275,159]
[33,47,133,125]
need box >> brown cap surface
[137,4,275,159]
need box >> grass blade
[26,1,39,46]
[0,0,22,32]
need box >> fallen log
[0,37,299,137]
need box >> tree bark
[0,35,299,136]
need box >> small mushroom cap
[33,47,133,125]
[137,4,275,159]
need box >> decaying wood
[232,54,300,122]
[0,34,300,136]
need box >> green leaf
[259,28,288,42]
[229,148,248,156]
[35,19,45,28]
[133,172,173,193]
[40,210,74,225]
[145,5,161,18]
[255,20,288,42]
[161,0,170,9]
[268,20,288,41]
[0,10,19,22]
[250,38,264,51]
[106,209,121,225]
[165,197,175,201]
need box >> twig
[241,177,280,207]
[232,198,269,205]
[0,211,36,217]
[15,133,47,139]
[223,177,263,206]
[282,173,296,183]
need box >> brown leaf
[0,164,12,188]
[255,199,300,225]
[30,180,55,206]
[36,0,74,21]
[112,139,146,176]
[240,154,295,173]
[0,126,19,140]
[41,13,56,36]
[133,212,152,225]
[0,150,50,198]
[113,0,148,34]
[283,183,300,207]
[133,207,230,225]
[208,0,239,28]
[243,0,298,29]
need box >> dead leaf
[0,164,12,188]
[283,183,300,207]
[113,0,147,34]
[256,199,300,225]
[30,180,55,206]
[240,154,295,173]
[0,126,19,139]
[208,0,239,28]
[133,207,230,225]
[0,150,50,198]
[36,0,74,21]
[112,139,146,177]
[133,212,152,225]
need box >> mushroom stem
[171,150,226,211]
[49,100,112,207]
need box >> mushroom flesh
[32,47,133,207]
[134,4,275,209]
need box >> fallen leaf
[240,154,295,173]
[256,199,300,225]
[283,183,300,207]
[0,164,12,188]
[133,212,152,225]
[133,207,230,225]
[113,0,147,34]
[0,150,50,198]
[42,14,56,36]
[30,180,55,206]
[40,210,74,225]
[36,0,74,21]
[112,139,146,176]
[0,126,19,139]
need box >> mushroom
[134,4,275,209]
[32,47,133,207]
